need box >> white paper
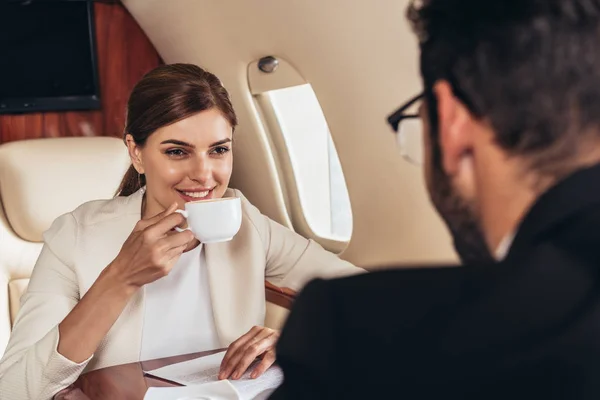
[143,381,239,400]
[145,351,283,400]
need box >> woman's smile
[176,187,215,202]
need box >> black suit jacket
[270,164,600,400]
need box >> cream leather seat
[0,137,130,358]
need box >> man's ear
[125,134,144,174]
[433,81,475,176]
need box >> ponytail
[115,165,145,197]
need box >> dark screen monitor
[0,0,101,114]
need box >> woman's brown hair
[116,63,238,196]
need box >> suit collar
[201,188,255,345]
[121,186,145,218]
[506,162,600,260]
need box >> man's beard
[429,160,495,265]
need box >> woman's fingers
[226,328,274,378]
[162,230,195,251]
[135,202,178,231]
[163,244,190,267]
[249,350,276,379]
[219,326,262,379]
[146,211,186,238]
[230,331,278,380]
[219,327,277,380]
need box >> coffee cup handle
[173,209,191,233]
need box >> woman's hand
[218,326,279,380]
[103,202,195,289]
[57,203,194,364]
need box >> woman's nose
[190,158,212,184]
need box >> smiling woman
[125,108,234,218]
[0,63,364,400]
[116,63,237,202]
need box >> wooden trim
[265,281,296,310]
[0,2,161,144]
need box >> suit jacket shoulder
[273,243,600,399]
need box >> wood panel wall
[0,2,161,144]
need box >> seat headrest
[0,137,130,242]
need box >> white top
[140,244,220,361]
[495,231,516,261]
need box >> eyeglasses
[387,92,424,165]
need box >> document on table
[144,351,283,400]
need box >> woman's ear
[125,134,144,174]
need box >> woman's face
[127,108,233,218]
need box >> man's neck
[475,135,600,254]
[480,183,538,254]
[475,151,552,255]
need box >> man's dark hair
[408,0,600,178]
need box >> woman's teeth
[183,190,209,198]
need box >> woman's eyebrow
[209,138,232,147]
[160,139,194,148]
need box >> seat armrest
[265,281,296,310]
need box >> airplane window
[265,84,352,241]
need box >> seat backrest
[0,137,130,357]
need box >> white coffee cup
[174,197,242,243]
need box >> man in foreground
[270,0,600,398]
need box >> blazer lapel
[203,189,267,346]
[204,241,266,346]
[121,189,147,363]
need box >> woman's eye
[212,146,230,155]
[165,148,187,157]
